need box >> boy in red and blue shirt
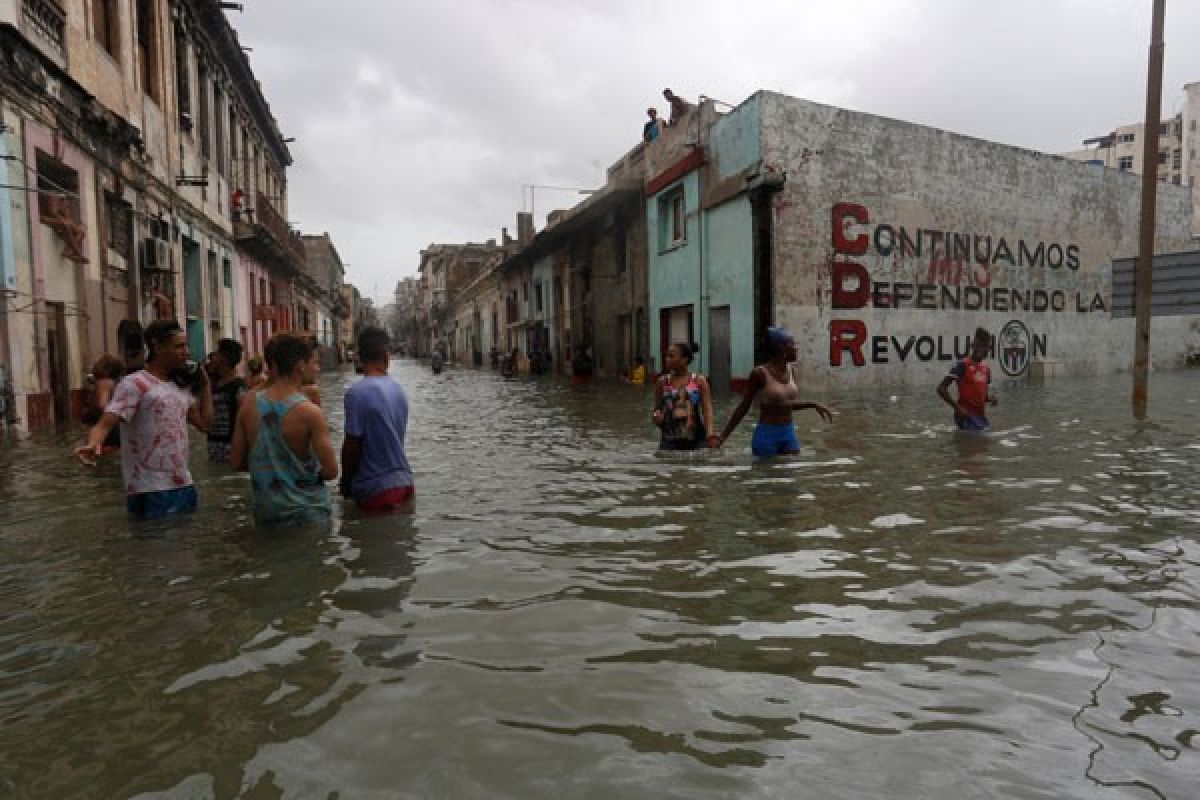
[938,327,997,431]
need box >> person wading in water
[231,333,337,526]
[653,342,718,451]
[76,319,214,519]
[715,326,832,457]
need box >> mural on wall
[826,202,1108,375]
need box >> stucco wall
[759,92,1198,390]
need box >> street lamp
[521,184,598,222]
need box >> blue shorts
[955,414,990,432]
[751,422,801,457]
[127,486,199,520]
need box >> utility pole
[1133,0,1166,420]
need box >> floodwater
[2,361,1199,799]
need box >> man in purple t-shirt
[339,327,414,512]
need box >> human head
[247,355,264,376]
[662,88,676,101]
[215,338,243,374]
[143,319,188,369]
[647,107,658,119]
[971,327,991,361]
[665,342,696,373]
[357,326,391,366]
[765,325,797,363]
[270,333,316,381]
[636,355,645,366]
[263,332,284,370]
[91,354,124,382]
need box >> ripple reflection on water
[1,363,1199,799]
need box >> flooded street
[2,361,1200,799]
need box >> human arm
[937,374,968,417]
[187,367,214,432]
[651,379,665,427]
[229,394,251,471]
[308,406,338,482]
[699,376,720,448]
[716,367,765,446]
[94,378,115,410]
[793,400,833,423]
[75,412,121,466]
[340,435,362,497]
[303,385,321,407]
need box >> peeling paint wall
[759,92,1198,390]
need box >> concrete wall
[759,91,1198,390]
[646,95,762,383]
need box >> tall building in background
[0,0,322,432]
[1061,81,1200,234]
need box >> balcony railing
[20,0,66,65]
[234,190,306,270]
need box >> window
[614,219,627,274]
[1118,133,1135,144]
[105,193,131,253]
[1173,149,1182,169]
[535,282,543,312]
[1159,150,1168,165]
[222,259,232,288]
[36,153,80,223]
[174,22,191,130]
[214,82,226,176]
[197,60,210,159]
[93,0,119,58]
[136,0,160,101]
[1172,175,1181,185]
[1118,156,1134,170]
[1159,122,1169,136]
[658,186,686,249]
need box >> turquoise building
[645,94,767,391]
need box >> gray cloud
[230,0,1200,302]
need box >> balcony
[234,191,306,273]
[20,0,66,67]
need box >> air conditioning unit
[141,237,169,270]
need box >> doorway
[45,302,69,423]
[708,306,731,392]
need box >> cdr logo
[999,320,1032,376]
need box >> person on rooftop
[663,88,692,127]
[643,108,663,142]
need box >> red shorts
[356,485,415,512]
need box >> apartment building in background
[1061,81,1200,234]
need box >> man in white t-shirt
[77,319,214,519]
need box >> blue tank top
[248,391,331,525]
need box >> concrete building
[1062,81,1200,233]
[643,92,1196,391]
[301,232,349,362]
[415,239,510,358]
[0,0,303,431]
[390,275,420,355]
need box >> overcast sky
[230,0,1200,305]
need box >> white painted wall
[759,92,1198,390]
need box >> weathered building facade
[643,92,1197,391]
[0,0,316,432]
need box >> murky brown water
[2,362,1199,799]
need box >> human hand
[75,443,101,467]
[813,403,833,424]
[706,434,722,449]
[652,410,664,426]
